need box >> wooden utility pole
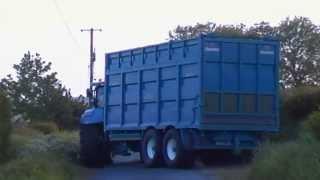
[80,28,102,94]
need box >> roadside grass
[248,135,320,180]
[0,153,73,180]
[242,88,320,180]
[212,133,320,180]
[0,127,79,180]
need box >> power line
[51,0,83,52]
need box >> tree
[247,21,277,38]
[0,52,86,129]
[1,52,60,120]
[169,22,216,40]
[214,24,247,37]
[168,22,247,40]
[169,21,276,40]
[278,17,320,88]
[0,90,11,161]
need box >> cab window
[96,87,105,108]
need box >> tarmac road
[82,153,218,180]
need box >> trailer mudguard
[80,108,104,124]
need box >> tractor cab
[89,82,104,108]
[80,82,104,124]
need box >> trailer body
[103,35,279,150]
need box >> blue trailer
[80,34,280,168]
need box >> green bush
[249,138,320,180]
[281,86,320,121]
[273,86,320,141]
[15,131,79,162]
[0,131,78,180]
[53,97,86,130]
[31,122,59,134]
[303,111,320,140]
[0,153,73,180]
[13,126,41,137]
[0,90,12,161]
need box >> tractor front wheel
[80,123,112,167]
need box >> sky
[0,0,319,96]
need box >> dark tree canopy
[278,17,320,87]
[1,52,59,118]
[169,21,275,40]
[168,17,320,88]
[169,22,247,40]
[0,90,11,161]
[169,22,216,40]
[0,52,86,129]
[247,21,277,38]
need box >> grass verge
[248,135,320,180]
[0,153,73,180]
[0,128,78,180]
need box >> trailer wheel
[162,129,194,168]
[141,129,163,167]
[80,123,112,167]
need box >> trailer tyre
[141,129,163,167]
[80,123,112,167]
[162,129,194,168]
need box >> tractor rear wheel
[80,123,112,167]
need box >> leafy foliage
[303,111,320,140]
[249,138,320,180]
[169,22,215,40]
[31,122,59,135]
[169,17,320,88]
[0,90,12,161]
[0,130,78,180]
[247,21,277,38]
[15,131,79,162]
[278,17,320,88]
[1,52,58,119]
[0,52,86,129]
[267,87,320,141]
[0,153,73,180]
[169,22,248,40]
[281,86,320,121]
[169,21,275,40]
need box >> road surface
[78,153,247,180]
[80,154,216,180]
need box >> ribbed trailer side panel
[105,39,201,130]
[201,36,279,131]
[104,35,279,132]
